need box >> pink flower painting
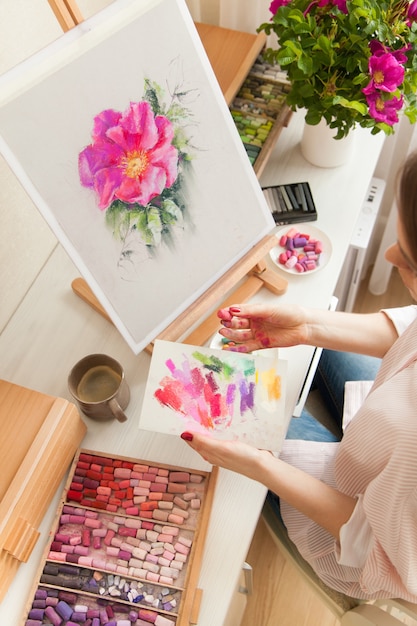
[78,65,198,278]
[79,102,179,210]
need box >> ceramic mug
[68,354,130,422]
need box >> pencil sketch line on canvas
[78,56,199,280]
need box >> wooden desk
[0,107,385,625]
[195,23,266,106]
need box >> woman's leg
[270,351,381,525]
[286,406,340,442]
[285,350,381,444]
[313,349,381,430]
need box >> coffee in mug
[77,365,121,403]
[68,354,130,422]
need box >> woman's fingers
[219,326,252,340]
[220,318,251,330]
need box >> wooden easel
[47,0,288,350]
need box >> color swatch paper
[140,340,287,450]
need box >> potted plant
[258,0,417,140]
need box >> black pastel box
[262,181,317,225]
[21,449,217,626]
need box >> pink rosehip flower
[318,0,347,13]
[362,52,405,94]
[79,101,179,210]
[369,40,409,65]
[365,92,404,125]
[408,0,417,23]
[269,0,291,14]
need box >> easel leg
[46,0,83,31]
[71,262,287,352]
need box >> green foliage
[259,0,417,138]
[106,180,185,249]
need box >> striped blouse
[279,305,417,600]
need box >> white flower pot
[301,118,355,168]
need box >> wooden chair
[262,497,417,625]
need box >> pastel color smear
[261,367,282,400]
[154,351,257,429]
[141,340,288,450]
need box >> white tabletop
[0,110,385,625]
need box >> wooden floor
[240,266,414,626]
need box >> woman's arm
[218,304,398,358]
[181,432,356,539]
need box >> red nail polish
[229,307,241,314]
[181,431,193,442]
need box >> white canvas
[140,340,287,450]
[0,0,274,354]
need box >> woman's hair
[398,151,417,265]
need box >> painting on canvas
[0,0,274,354]
[140,340,287,451]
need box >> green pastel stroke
[191,351,256,379]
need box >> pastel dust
[141,340,287,449]
[154,350,262,431]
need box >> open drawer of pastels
[21,449,217,626]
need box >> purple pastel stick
[56,600,73,621]
[28,609,44,620]
[44,606,62,626]
[32,600,46,609]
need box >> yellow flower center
[124,150,149,178]
[373,70,385,86]
[375,96,385,112]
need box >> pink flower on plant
[317,0,347,13]
[365,92,404,125]
[79,101,179,210]
[362,51,405,94]
[408,0,417,23]
[369,40,409,65]
[303,0,347,15]
[269,0,291,14]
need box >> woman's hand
[217,302,309,352]
[180,431,271,481]
[180,431,358,539]
[217,302,398,357]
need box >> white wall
[0,0,60,333]
[0,0,116,333]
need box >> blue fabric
[314,349,381,432]
[285,349,381,444]
[286,407,340,442]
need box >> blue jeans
[268,349,381,516]
[286,349,381,443]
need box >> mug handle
[108,397,128,423]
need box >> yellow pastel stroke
[261,368,281,401]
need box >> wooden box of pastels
[0,379,86,602]
[21,449,217,626]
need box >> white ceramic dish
[269,224,332,275]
